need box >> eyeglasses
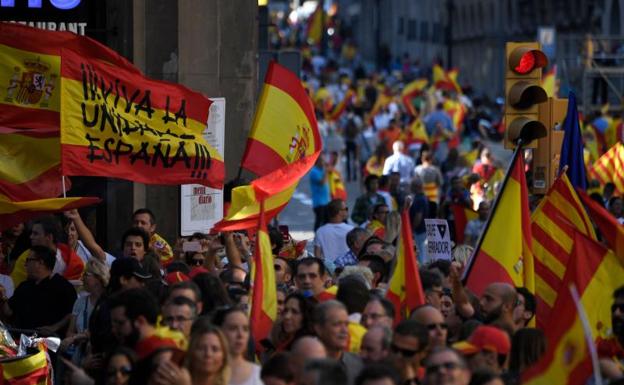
[107,366,132,377]
[426,322,448,331]
[391,344,420,358]
[426,361,463,374]
[612,303,624,313]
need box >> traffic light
[504,42,549,149]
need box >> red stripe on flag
[0,197,100,232]
[212,203,288,232]
[531,224,570,266]
[0,166,66,201]
[465,249,515,297]
[2,364,48,385]
[239,138,290,177]
[534,260,563,294]
[0,104,59,131]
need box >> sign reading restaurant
[1,0,89,35]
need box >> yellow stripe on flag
[532,239,567,280]
[225,184,295,222]
[2,349,47,380]
[534,274,557,308]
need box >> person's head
[290,336,327,382]
[392,141,405,154]
[359,236,386,258]
[391,320,429,371]
[612,285,624,345]
[360,325,392,364]
[261,353,295,385]
[358,254,388,287]
[365,175,380,194]
[300,358,347,385]
[604,182,616,199]
[355,364,401,385]
[132,208,156,235]
[346,227,371,255]
[274,257,293,285]
[282,292,314,337]
[185,318,230,385]
[411,305,448,348]
[479,283,517,325]
[83,258,110,293]
[421,269,444,310]
[312,300,350,356]
[105,347,137,385]
[477,201,490,221]
[162,296,198,338]
[25,245,56,280]
[609,196,624,217]
[108,257,151,293]
[508,328,546,374]
[167,280,203,314]
[109,288,159,347]
[336,275,370,315]
[64,220,78,249]
[121,227,150,261]
[480,148,492,164]
[192,273,230,315]
[327,199,348,222]
[423,347,471,385]
[295,258,327,296]
[219,266,248,292]
[30,216,62,249]
[361,296,395,329]
[212,306,249,358]
[428,260,452,288]
[371,203,390,223]
[453,325,510,374]
[440,289,454,319]
[512,287,536,329]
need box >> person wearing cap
[161,296,197,339]
[108,257,152,293]
[452,325,511,375]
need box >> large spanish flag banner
[522,232,624,385]
[60,48,224,188]
[577,189,624,260]
[240,61,320,177]
[531,173,597,328]
[589,142,624,194]
[464,149,535,296]
[386,199,425,323]
[249,201,277,350]
[0,346,51,385]
[0,22,137,131]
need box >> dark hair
[165,295,198,316]
[193,273,231,315]
[268,226,284,255]
[327,199,346,218]
[358,236,385,258]
[30,245,56,271]
[355,364,400,385]
[109,288,159,325]
[359,254,388,282]
[295,257,326,277]
[168,280,202,303]
[364,175,380,191]
[132,208,156,224]
[346,227,370,250]
[166,260,191,275]
[368,295,396,321]
[104,346,137,377]
[372,203,388,215]
[420,268,443,291]
[211,305,247,327]
[336,276,370,315]
[120,227,150,252]
[219,266,249,290]
[303,359,347,385]
[261,352,295,382]
[428,259,451,278]
[394,319,429,352]
[614,285,624,299]
[468,369,502,385]
[516,287,536,314]
[32,216,63,244]
[508,328,546,373]
[284,292,315,336]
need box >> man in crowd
[421,269,444,310]
[390,320,429,385]
[360,325,392,364]
[382,141,414,185]
[411,305,448,348]
[423,347,471,385]
[464,201,490,247]
[132,208,174,266]
[161,295,197,338]
[453,325,510,375]
[314,199,354,265]
[295,258,329,299]
[351,175,386,226]
[479,282,517,332]
[361,296,395,329]
[109,288,159,349]
[335,228,371,269]
[274,256,293,285]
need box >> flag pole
[461,141,524,283]
[61,176,67,198]
[569,284,604,385]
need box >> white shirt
[314,222,354,263]
[230,364,263,385]
[382,153,415,183]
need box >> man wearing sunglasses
[423,347,471,385]
[411,305,448,348]
[390,320,429,385]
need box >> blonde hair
[85,258,110,287]
[185,320,230,385]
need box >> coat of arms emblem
[5,57,57,107]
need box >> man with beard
[478,283,516,332]
[108,288,159,350]
[597,285,624,379]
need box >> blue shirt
[309,166,330,208]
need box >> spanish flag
[522,231,624,385]
[433,65,461,94]
[577,189,624,260]
[450,203,478,245]
[327,89,355,122]
[541,65,558,97]
[464,149,535,296]
[386,200,425,322]
[0,127,66,201]
[249,201,277,350]
[306,4,324,46]
[401,78,428,117]
[60,47,224,188]
[0,22,137,131]
[0,345,51,385]
[590,143,624,195]
[531,173,597,328]
[328,168,347,201]
[404,118,429,146]
[368,91,393,125]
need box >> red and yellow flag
[589,143,624,194]
[0,22,137,131]
[541,65,558,97]
[401,78,428,117]
[327,89,355,122]
[249,201,277,349]
[306,4,324,46]
[0,195,100,233]
[464,150,534,296]
[1,346,51,385]
[531,173,597,328]
[522,231,624,385]
[368,91,393,124]
[450,203,478,245]
[433,65,461,94]
[241,61,320,177]
[577,189,624,260]
[386,202,425,322]
[328,168,347,201]
[60,48,224,188]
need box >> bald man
[479,283,517,330]
[410,305,448,347]
[291,336,328,383]
[360,326,392,364]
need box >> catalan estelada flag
[240,61,321,177]
[0,127,66,201]
[589,143,624,195]
[464,149,534,296]
[60,47,224,188]
[386,201,425,322]
[522,231,624,385]
[577,189,624,260]
[401,78,428,117]
[0,346,51,385]
[249,201,277,350]
[0,22,137,131]
[450,203,478,245]
[530,173,596,328]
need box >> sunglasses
[107,366,132,377]
[391,344,420,358]
[426,323,448,331]
[426,361,462,374]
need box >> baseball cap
[164,271,190,285]
[110,257,152,280]
[453,325,511,356]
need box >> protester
[313,199,354,265]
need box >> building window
[433,22,443,43]
[420,21,429,42]
[398,17,404,35]
[407,19,417,41]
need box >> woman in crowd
[213,307,262,385]
[507,328,547,384]
[104,347,136,385]
[269,292,314,352]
